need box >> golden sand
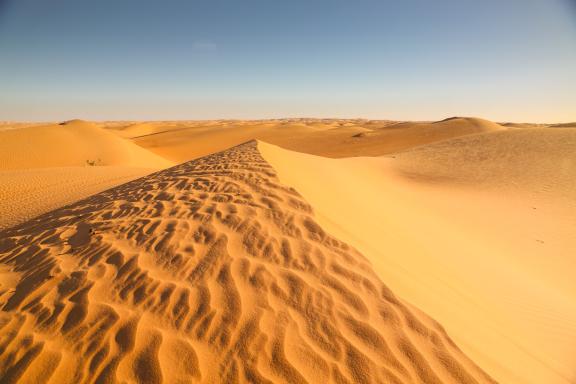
[0,117,574,383]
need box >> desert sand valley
[0,118,574,384]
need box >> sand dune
[1,117,574,384]
[392,128,576,198]
[338,117,506,156]
[107,123,177,139]
[0,167,158,230]
[501,121,576,129]
[0,142,495,383]
[108,117,504,162]
[0,122,52,132]
[1,116,503,228]
[0,120,172,169]
[550,122,576,128]
[259,128,576,384]
[0,120,173,230]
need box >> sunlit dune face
[0,141,497,383]
[0,0,574,382]
[1,117,575,383]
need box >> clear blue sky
[1,0,575,122]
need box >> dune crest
[0,142,494,383]
[113,117,506,162]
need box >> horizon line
[1,115,574,125]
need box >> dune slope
[118,117,505,162]
[0,142,494,383]
[259,129,576,384]
[0,167,159,230]
[0,120,174,230]
[392,128,576,196]
[0,120,173,170]
[335,117,506,157]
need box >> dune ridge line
[0,141,495,384]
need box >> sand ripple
[0,141,495,383]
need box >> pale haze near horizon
[0,0,575,123]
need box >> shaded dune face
[0,142,495,383]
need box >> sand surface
[259,128,576,384]
[0,142,495,383]
[0,120,172,170]
[0,167,158,230]
[0,120,173,230]
[0,117,574,383]
[107,117,504,162]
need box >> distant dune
[0,117,574,384]
[550,122,576,128]
[0,120,172,169]
[107,122,174,139]
[105,117,507,162]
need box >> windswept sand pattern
[0,141,496,384]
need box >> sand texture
[0,142,495,383]
[0,120,173,230]
[260,128,576,384]
[0,167,158,230]
[1,117,574,384]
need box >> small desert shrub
[85,158,103,166]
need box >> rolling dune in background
[0,120,172,170]
[115,117,506,162]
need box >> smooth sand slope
[0,120,172,170]
[0,120,172,229]
[108,117,504,162]
[259,128,576,384]
[0,142,495,384]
